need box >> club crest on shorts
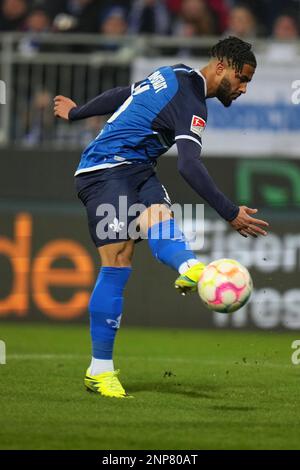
[190,115,206,138]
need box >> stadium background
[1,0,300,331]
[1,0,300,452]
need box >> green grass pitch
[0,323,299,450]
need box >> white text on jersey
[148,71,168,94]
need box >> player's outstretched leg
[84,241,134,398]
[140,205,206,295]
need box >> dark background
[0,149,300,330]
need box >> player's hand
[53,95,77,120]
[229,206,269,238]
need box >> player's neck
[200,66,217,98]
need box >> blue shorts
[75,163,172,247]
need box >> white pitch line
[7,354,88,360]
[5,354,294,368]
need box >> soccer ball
[198,259,253,313]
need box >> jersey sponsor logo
[190,115,206,138]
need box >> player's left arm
[53,84,139,121]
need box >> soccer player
[54,37,269,398]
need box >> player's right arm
[176,139,269,238]
[53,85,136,121]
[168,71,269,238]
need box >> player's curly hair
[210,36,257,73]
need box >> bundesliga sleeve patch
[190,115,206,138]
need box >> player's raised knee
[139,204,172,236]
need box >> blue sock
[89,267,132,360]
[148,219,197,272]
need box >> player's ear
[215,61,225,76]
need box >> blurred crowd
[0,0,299,40]
[1,0,299,147]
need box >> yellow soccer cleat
[84,369,132,399]
[175,262,206,296]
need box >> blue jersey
[75,64,207,176]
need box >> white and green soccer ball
[198,259,253,314]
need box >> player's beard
[216,77,233,107]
